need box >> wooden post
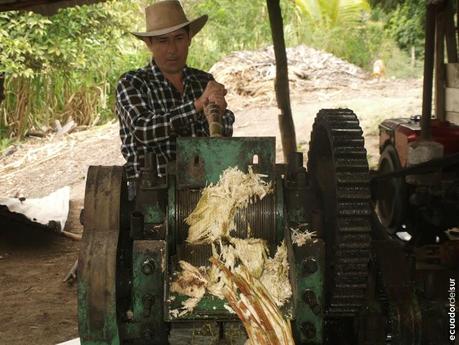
[266,0,297,164]
[444,1,458,63]
[421,4,437,140]
[435,8,446,121]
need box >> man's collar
[148,59,165,80]
[148,59,192,82]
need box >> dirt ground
[0,78,422,345]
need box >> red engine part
[379,118,459,166]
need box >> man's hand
[208,93,227,113]
[194,81,227,112]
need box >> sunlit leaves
[385,0,424,54]
[0,0,137,77]
[291,0,370,29]
[0,0,144,138]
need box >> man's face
[148,28,191,75]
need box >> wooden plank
[446,63,459,88]
[445,3,458,63]
[445,87,459,112]
[446,111,459,125]
[435,10,446,121]
[421,4,437,140]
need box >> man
[116,0,234,188]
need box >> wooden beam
[422,4,437,139]
[445,87,459,112]
[435,8,446,121]
[266,0,297,164]
[444,1,458,62]
[446,111,459,124]
[446,63,459,87]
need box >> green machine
[77,109,373,345]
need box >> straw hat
[131,1,208,40]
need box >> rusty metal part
[307,108,372,317]
[78,166,129,344]
[374,144,407,233]
[168,322,220,345]
[415,241,459,267]
[372,152,459,181]
[371,240,422,345]
[175,137,276,189]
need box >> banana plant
[290,0,370,29]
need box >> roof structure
[0,0,105,15]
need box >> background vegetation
[0,0,427,148]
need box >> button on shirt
[116,60,235,179]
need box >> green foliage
[0,1,138,77]
[286,0,389,70]
[0,137,13,153]
[292,0,370,29]
[0,0,423,146]
[184,0,279,70]
[0,0,146,138]
[368,0,402,11]
[384,0,425,55]
[284,0,422,76]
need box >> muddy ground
[0,78,422,344]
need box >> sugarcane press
[78,109,373,344]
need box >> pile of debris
[210,45,369,103]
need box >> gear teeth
[337,187,371,200]
[336,172,370,185]
[333,137,365,146]
[334,147,367,158]
[330,128,363,137]
[308,108,371,317]
[335,158,369,171]
[337,202,371,216]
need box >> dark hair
[148,25,190,44]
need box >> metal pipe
[421,4,437,140]
[371,152,459,181]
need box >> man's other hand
[194,81,227,112]
[207,93,227,112]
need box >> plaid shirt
[116,60,235,179]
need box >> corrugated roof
[0,0,106,15]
